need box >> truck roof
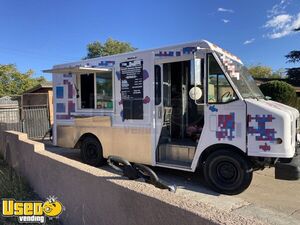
[49,40,242,70]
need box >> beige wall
[0,131,215,225]
[48,90,53,125]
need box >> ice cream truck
[44,40,300,194]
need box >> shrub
[259,81,297,107]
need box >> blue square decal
[56,86,64,99]
[56,103,65,113]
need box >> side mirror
[190,58,201,86]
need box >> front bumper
[275,147,300,180]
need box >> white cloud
[263,0,300,39]
[222,19,230,23]
[265,14,292,29]
[264,12,300,39]
[243,38,255,45]
[293,13,300,29]
[268,0,290,18]
[218,8,234,13]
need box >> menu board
[120,60,144,120]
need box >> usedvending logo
[1,196,64,224]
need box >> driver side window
[207,54,237,103]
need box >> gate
[23,105,50,139]
[0,95,50,139]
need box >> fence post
[21,95,25,133]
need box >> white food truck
[44,40,300,194]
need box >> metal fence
[0,95,50,139]
[23,105,50,139]
[0,108,23,132]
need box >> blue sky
[0,0,299,80]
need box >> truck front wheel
[80,136,105,167]
[203,149,253,195]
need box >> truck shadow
[42,140,220,196]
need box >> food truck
[44,40,300,194]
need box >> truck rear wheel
[203,149,253,195]
[80,136,105,167]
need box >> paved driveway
[44,141,300,225]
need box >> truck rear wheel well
[74,133,101,149]
[199,144,247,164]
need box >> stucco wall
[0,131,220,225]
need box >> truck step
[158,143,196,167]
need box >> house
[23,81,54,125]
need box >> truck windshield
[215,53,264,99]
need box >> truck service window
[79,72,113,110]
[96,72,113,109]
[207,54,237,103]
[80,74,95,109]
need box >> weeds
[0,158,60,225]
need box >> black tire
[203,149,253,195]
[133,163,160,183]
[80,136,105,167]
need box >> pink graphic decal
[259,143,271,152]
[63,80,74,99]
[68,100,75,113]
[56,79,75,120]
[220,54,240,79]
[216,113,235,140]
[248,115,276,151]
[143,96,150,104]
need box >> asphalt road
[43,141,300,225]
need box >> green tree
[84,38,137,59]
[259,81,297,107]
[286,27,300,80]
[286,50,300,80]
[0,64,46,97]
[286,51,300,63]
[248,65,282,78]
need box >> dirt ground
[43,141,300,225]
[0,158,61,225]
